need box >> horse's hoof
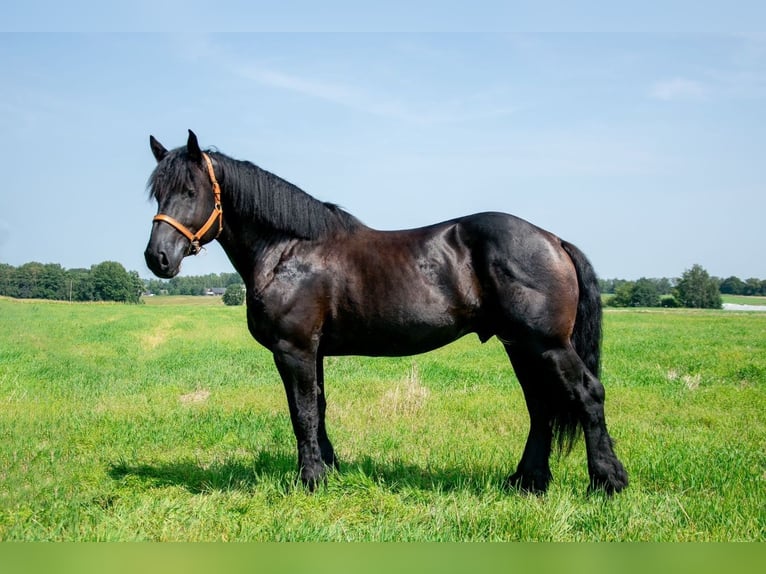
[300,466,328,492]
[505,470,551,495]
[588,461,629,495]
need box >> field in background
[142,295,225,306]
[0,297,764,541]
[721,294,766,306]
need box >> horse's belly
[322,304,477,357]
[322,258,483,356]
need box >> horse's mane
[149,148,365,240]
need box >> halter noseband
[153,153,223,255]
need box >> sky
[1,4,765,280]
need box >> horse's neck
[215,207,294,292]
[214,159,365,285]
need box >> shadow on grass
[109,450,296,494]
[109,451,509,496]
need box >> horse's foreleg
[504,345,554,494]
[506,397,554,494]
[315,356,338,469]
[273,341,328,489]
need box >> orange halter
[153,153,223,255]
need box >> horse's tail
[561,240,602,378]
[551,240,603,453]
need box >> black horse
[144,130,628,494]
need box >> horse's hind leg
[541,344,628,494]
[504,344,554,494]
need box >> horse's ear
[150,135,167,162]
[187,129,203,163]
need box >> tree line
[0,262,245,304]
[600,264,766,309]
[0,261,144,303]
[144,272,243,296]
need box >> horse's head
[144,130,223,278]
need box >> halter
[153,153,223,255]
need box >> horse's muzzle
[144,231,186,278]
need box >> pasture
[0,296,763,541]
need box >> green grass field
[722,294,766,306]
[0,296,764,541]
[142,295,226,307]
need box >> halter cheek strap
[153,153,223,255]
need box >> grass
[0,297,764,541]
[721,294,766,306]
[142,295,226,307]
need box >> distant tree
[14,262,44,299]
[222,284,245,306]
[142,272,244,296]
[630,278,662,307]
[0,263,16,297]
[743,277,765,296]
[220,272,242,288]
[653,277,674,295]
[90,261,142,303]
[2,263,71,300]
[599,278,616,294]
[38,263,68,300]
[128,271,145,303]
[66,268,94,301]
[607,278,661,307]
[660,294,679,307]
[719,276,745,295]
[674,264,722,309]
[144,278,168,296]
[1,264,248,302]
[608,281,635,307]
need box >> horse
[144,130,628,495]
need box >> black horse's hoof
[300,467,327,492]
[587,461,629,496]
[505,469,552,495]
[300,460,340,492]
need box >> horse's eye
[184,186,196,198]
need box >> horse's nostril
[145,247,171,275]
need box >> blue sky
[1,5,765,280]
